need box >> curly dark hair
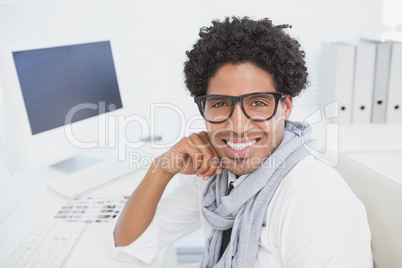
[184,16,309,97]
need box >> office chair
[323,151,402,268]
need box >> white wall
[0,0,384,143]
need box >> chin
[223,156,264,176]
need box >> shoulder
[261,156,372,266]
[265,154,369,239]
[273,155,369,217]
[277,155,356,200]
[265,155,370,236]
[287,155,344,185]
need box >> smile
[226,139,258,151]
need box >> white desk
[338,123,402,185]
[311,123,402,185]
[0,161,169,268]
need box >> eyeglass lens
[202,93,277,122]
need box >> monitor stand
[51,154,107,174]
[47,154,132,198]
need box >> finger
[214,160,226,176]
[173,136,202,174]
[184,133,210,173]
[187,133,215,175]
[217,164,224,175]
[201,156,221,180]
[197,131,214,149]
[196,132,222,177]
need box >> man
[113,17,372,267]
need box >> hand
[157,131,223,180]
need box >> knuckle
[198,131,208,137]
[205,151,214,159]
[206,166,218,175]
[189,133,199,139]
[181,136,191,145]
[194,151,203,159]
[210,156,220,165]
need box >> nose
[225,102,252,134]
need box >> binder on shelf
[321,42,356,124]
[351,44,376,124]
[386,43,402,123]
[362,40,393,123]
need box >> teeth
[227,139,257,151]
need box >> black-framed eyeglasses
[194,92,285,124]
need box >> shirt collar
[228,171,249,188]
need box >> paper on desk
[54,196,129,223]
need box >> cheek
[207,123,219,137]
[256,117,285,146]
[269,105,287,129]
[206,123,226,147]
[253,120,276,137]
[271,119,286,146]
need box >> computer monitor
[0,37,125,173]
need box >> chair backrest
[323,152,402,268]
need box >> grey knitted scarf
[200,121,315,268]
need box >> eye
[251,101,267,106]
[211,101,228,108]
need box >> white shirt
[112,156,373,267]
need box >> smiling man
[113,17,372,267]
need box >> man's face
[206,62,293,176]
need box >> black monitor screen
[13,41,123,135]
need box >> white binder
[321,42,356,124]
[371,42,392,123]
[386,43,402,123]
[352,44,376,124]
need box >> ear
[282,95,293,121]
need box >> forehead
[206,62,277,96]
